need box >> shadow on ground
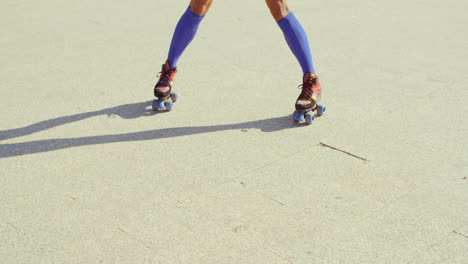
[0,101,301,158]
[0,101,157,141]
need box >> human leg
[266,0,322,121]
[167,0,214,68]
[154,0,213,102]
[266,0,314,74]
[190,0,214,16]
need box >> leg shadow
[0,101,157,141]
[0,101,301,158]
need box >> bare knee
[265,0,291,21]
[190,0,214,15]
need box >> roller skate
[293,72,326,124]
[152,60,179,111]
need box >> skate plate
[152,92,178,112]
[293,104,326,125]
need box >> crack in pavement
[117,227,155,251]
[453,231,468,239]
[319,142,369,162]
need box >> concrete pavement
[1,0,467,263]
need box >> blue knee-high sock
[167,7,205,67]
[277,12,315,74]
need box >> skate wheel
[152,100,166,111]
[305,114,315,125]
[293,111,305,122]
[152,99,162,111]
[171,92,178,103]
[316,105,326,116]
[165,100,173,111]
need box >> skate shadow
[0,101,158,142]
[0,101,301,159]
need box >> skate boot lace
[157,67,177,87]
[297,77,316,100]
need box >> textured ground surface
[1,0,467,263]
